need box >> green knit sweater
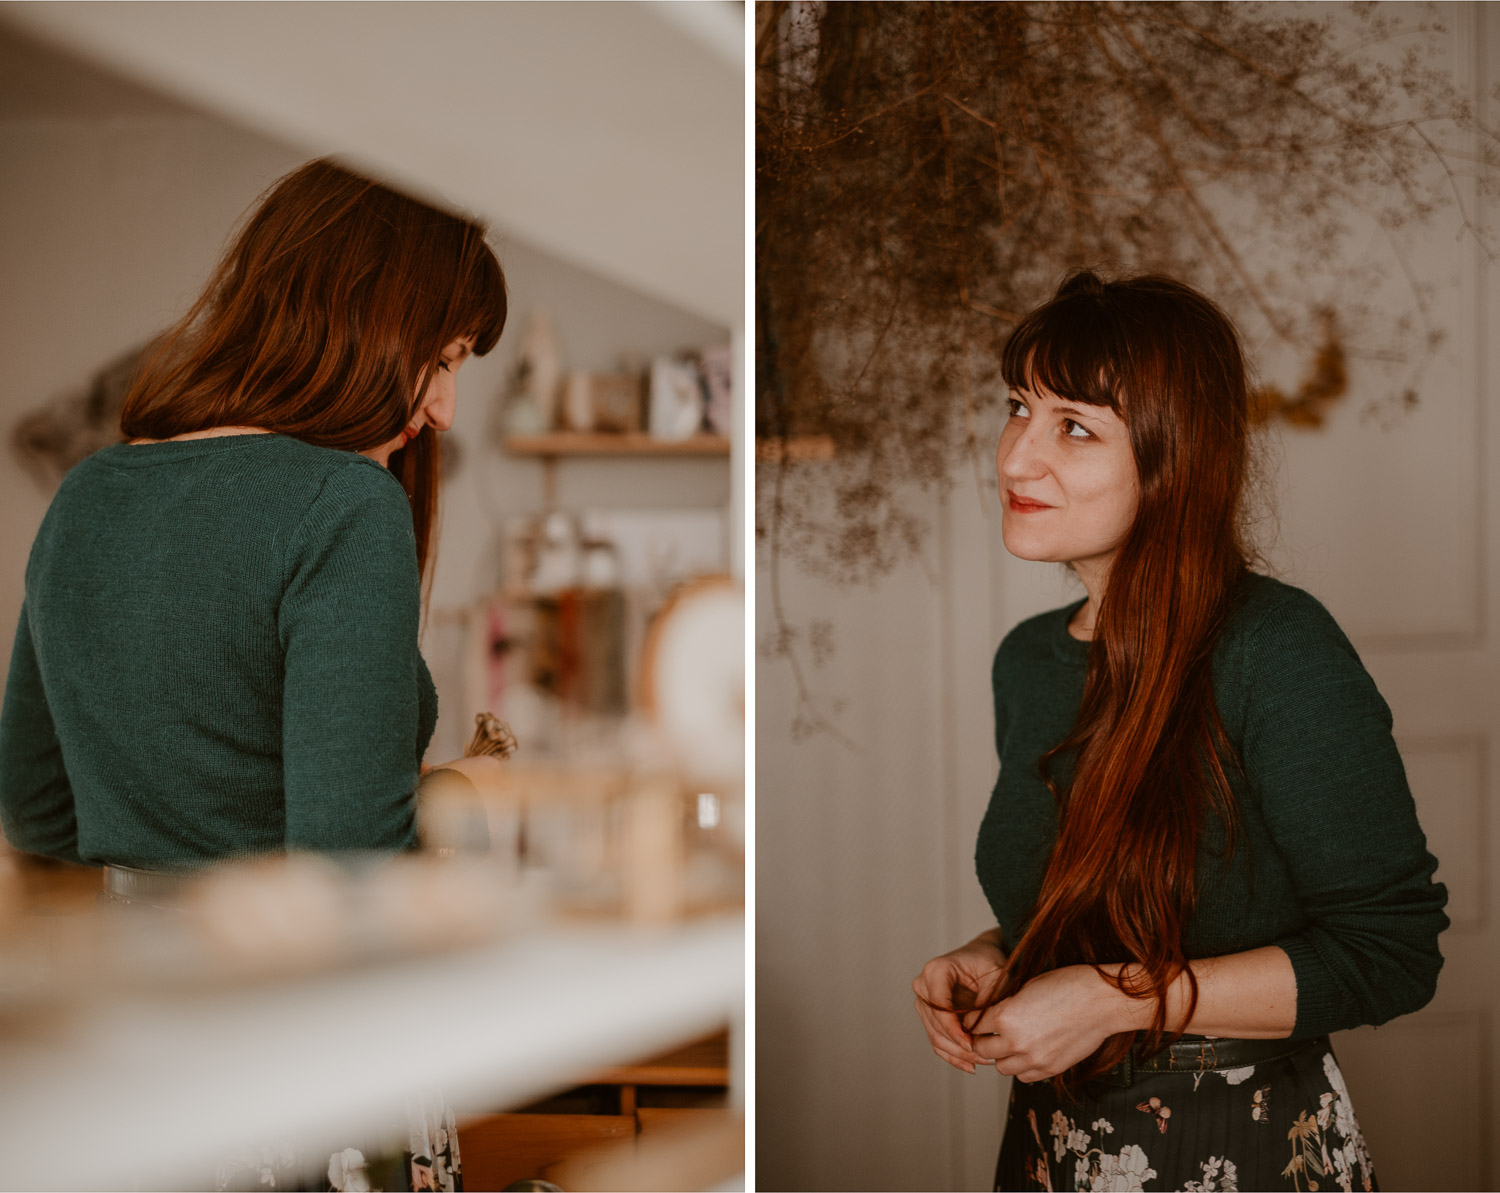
[0,434,437,867]
[976,573,1448,1040]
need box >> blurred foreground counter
[0,853,742,1191]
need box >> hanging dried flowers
[757,0,1499,590]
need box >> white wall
[1,1,745,327]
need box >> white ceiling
[0,2,744,327]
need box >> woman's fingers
[913,945,1010,1074]
[919,996,976,1053]
[965,997,1008,1035]
[915,996,971,1052]
[972,963,1009,1008]
[914,998,982,1072]
[970,1030,1063,1082]
[911,970,976,1052]
[970,1025,1026,1073]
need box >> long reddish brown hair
[119,157,508,596]
[993,270,1251,1091]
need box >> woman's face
[995,383,1140,581]
[362,335,475,467]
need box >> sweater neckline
[1051,597,1094,664]
[96,434,296,466]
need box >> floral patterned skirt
[995,1036,1376,1192]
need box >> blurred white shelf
[0,915,743,1190]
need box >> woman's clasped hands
[914,934,1134,1083]
[912,929,1009,1075]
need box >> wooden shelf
[590,1030,731,1087]
[755,434,836,461]
[504,433,730,457]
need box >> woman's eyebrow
[1054,403,1103,423]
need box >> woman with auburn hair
[913,271,1447,1192]
[0,157,505,1190]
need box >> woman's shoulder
[277,444,414,549]
[240,434,403,492]
[284,440,407,503]
[1217,572,1377,719]
[1223,572,1356,659]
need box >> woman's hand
[912,930,1008,1075]
[964,964,1135,1083]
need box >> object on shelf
[648,356,707,441]
[530,589,629,717]
[429,752,745,923]
[639,576,745,785]
[503,517,542,597]
[532,512,583,594]
[561,371,644,434]
[624,776,685,923]
[580,538,623,591]
[500,310,564,436]
[699,345,733,437]
[481,513,728,754]
[577,509,728,591]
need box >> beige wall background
[755,5,1498,1190]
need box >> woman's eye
[438,360,453,373]
[1063,419,1091,439]
[1006,398,1029,417]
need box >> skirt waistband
[1105,1033,1326,1088]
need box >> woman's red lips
[1007,493,1052,513]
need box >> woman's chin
[1000,527,1063,564]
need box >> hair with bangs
[993,269,1252,1096]
[119,157,508,595]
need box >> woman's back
[0,432,437,868]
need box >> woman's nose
[422,383,457,432]
[999,424,1044,481]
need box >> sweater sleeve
[277,462,424,853]
[1241,590,1448,1037]
[0,600,84,863]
